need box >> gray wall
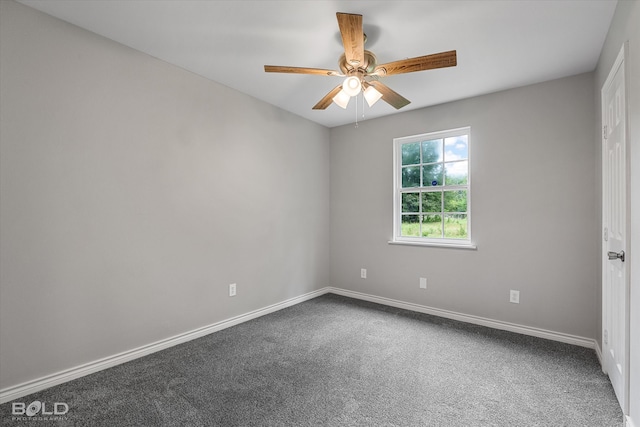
[330,72,598,339]
[594,0,640,421]
[0,0,330,390]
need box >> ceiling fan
[264,12,457,110]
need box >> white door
[602,45,628,413]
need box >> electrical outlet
[420,277,427,289]
[229,283,236,297]
[509,290,520,304]
[360,268,367,279]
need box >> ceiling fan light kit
[332,89,351,109]
[363,84,383,107]
[342,76,362,96]
[264,12,457,112]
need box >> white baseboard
[628,416,636,427]
[1,285,599,404]
[0,288,329,404]
[327,287,597,349]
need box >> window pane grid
[399,191,468,239]
[395,127,470,243]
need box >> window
[392,127,473,248]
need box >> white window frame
[390,126,476,249]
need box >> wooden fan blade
[373,50,457,76]
[264,65,342,76]
[337,13,364,68]
[367,81,411,109]
[313,85,343,110]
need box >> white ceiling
[18,0,617,128]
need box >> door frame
[601,42,631,414]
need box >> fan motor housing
[339,50,377,75]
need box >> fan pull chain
[355,90,367,128]
[355,92,358,128]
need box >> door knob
[607,250,625,262]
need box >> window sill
[388,240,477,250]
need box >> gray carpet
[0,294,624,426]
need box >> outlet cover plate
[509,290,519,304]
